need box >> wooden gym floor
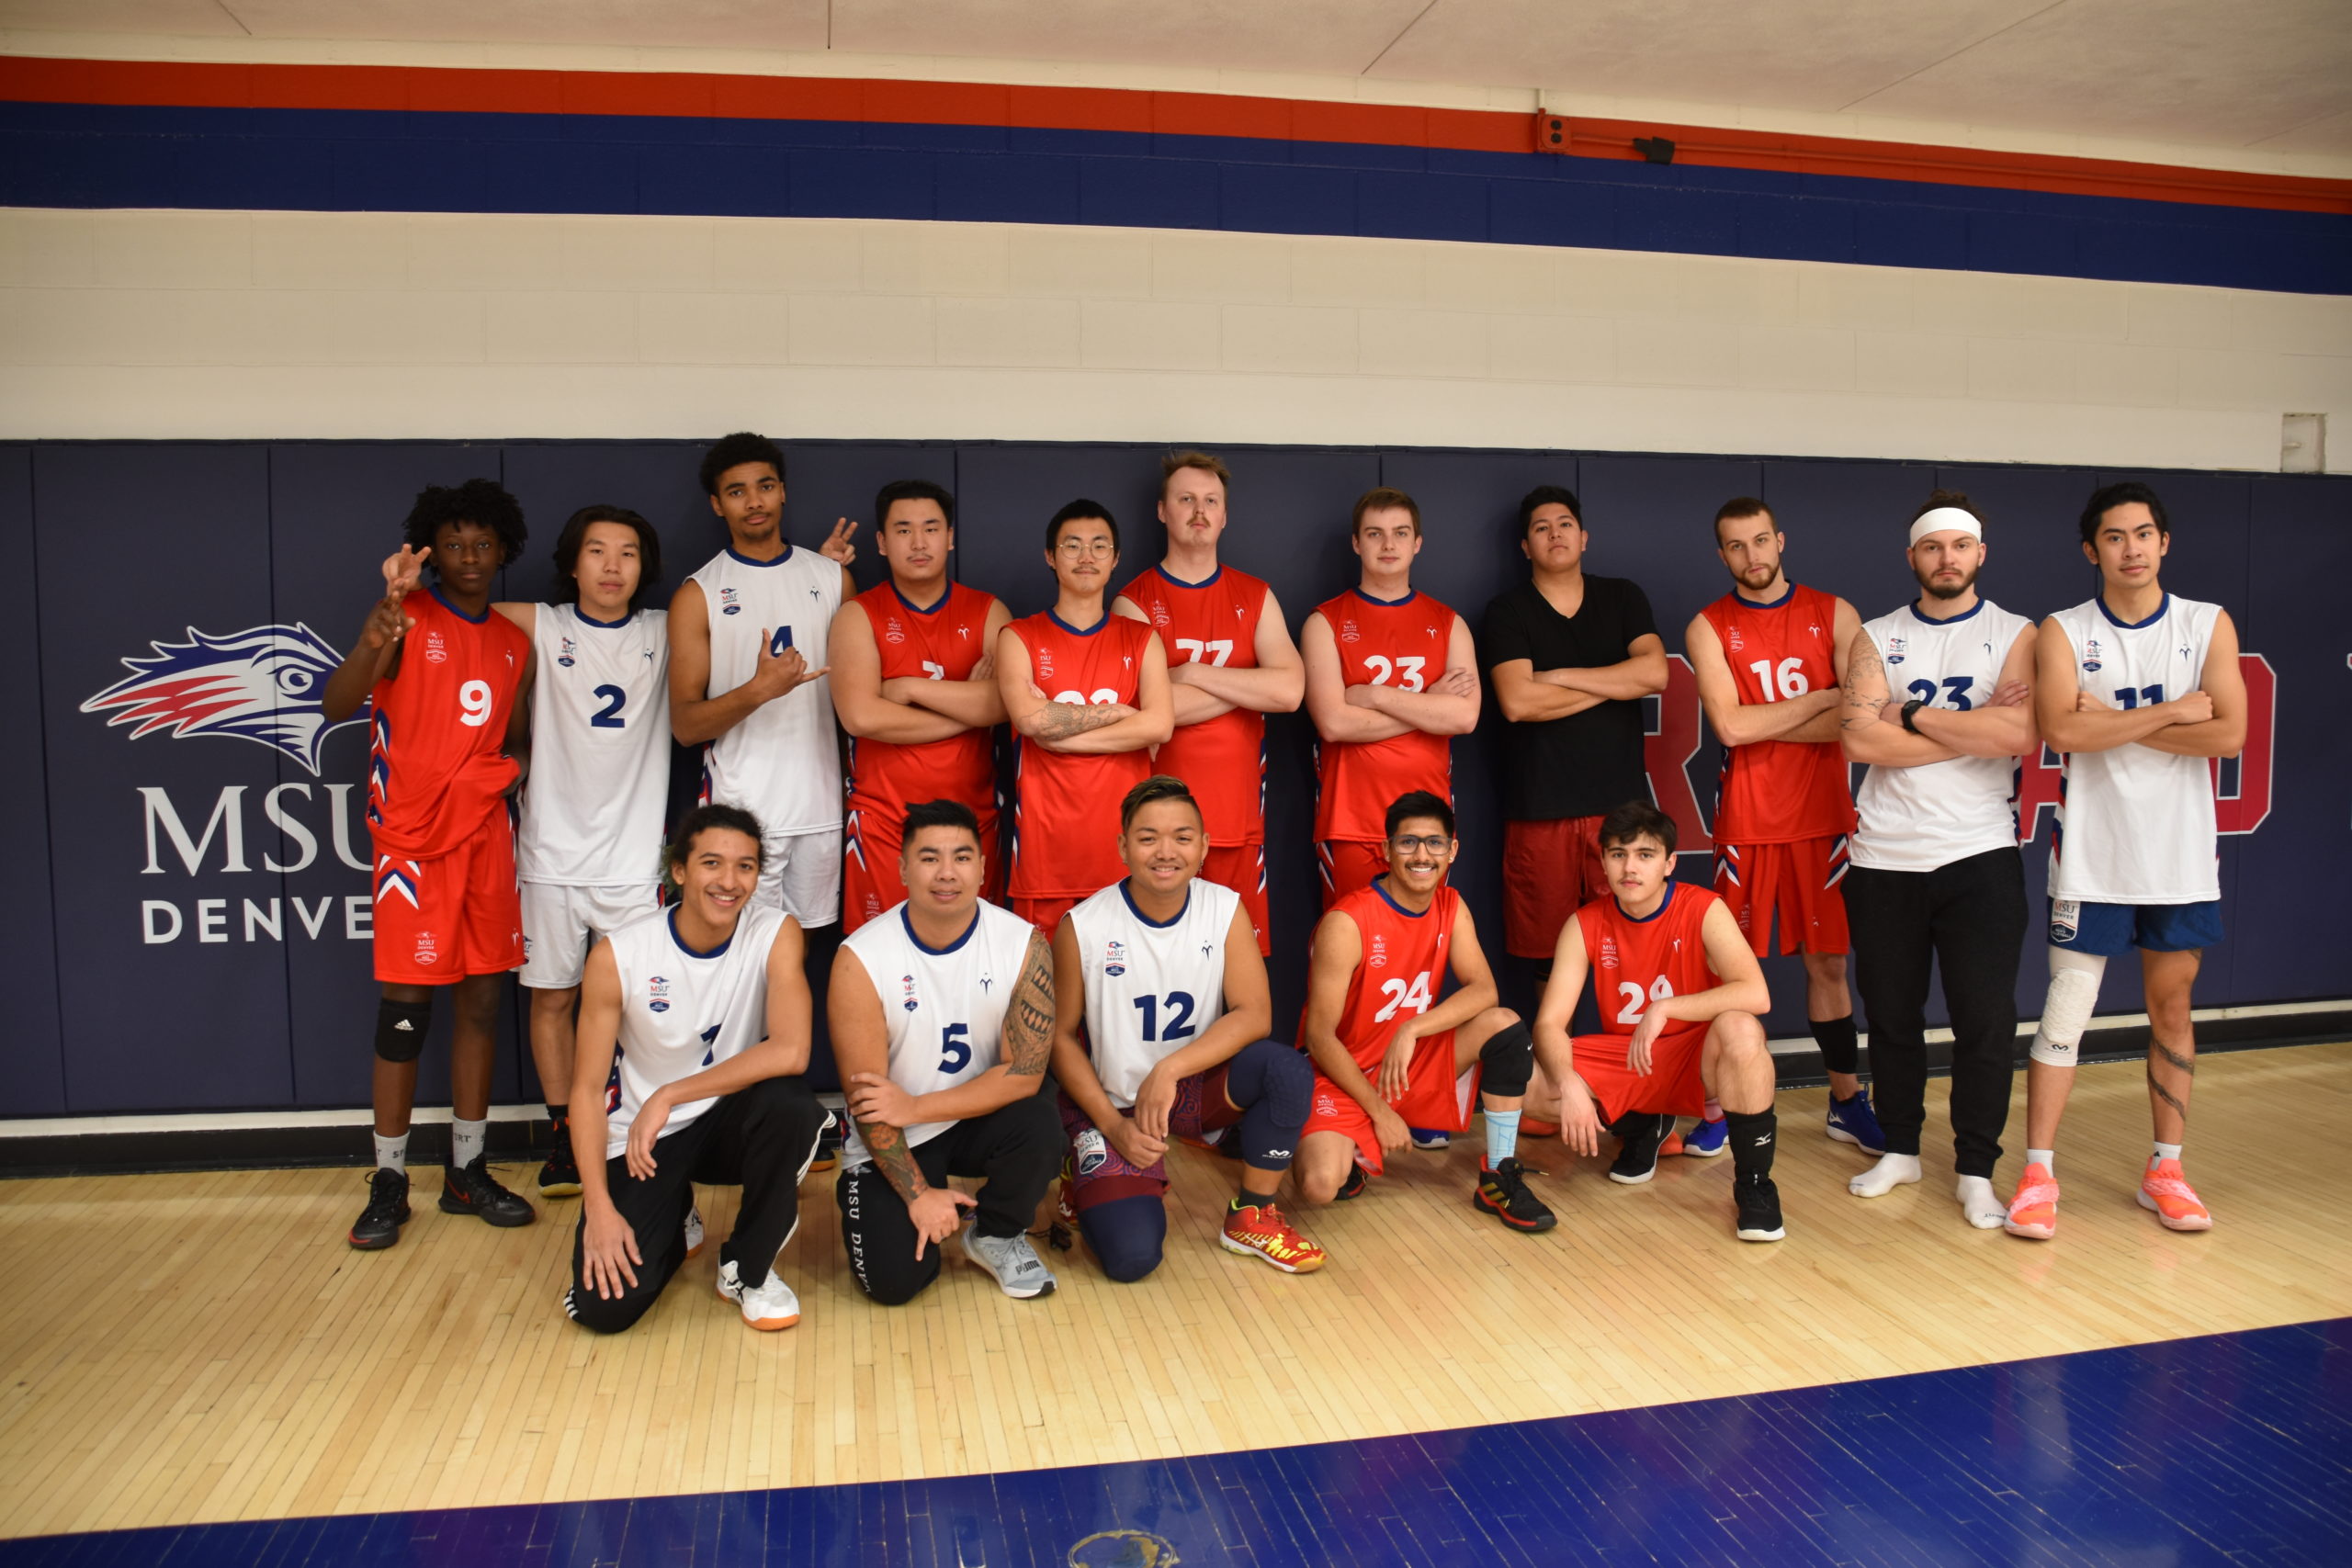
[1,1043,2346,1543]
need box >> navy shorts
[2048,897,2222,956]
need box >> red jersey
[1577,881,1723,1036]
[367,586,529,859]
[1122,564,1270,846]
[1008,609,1159,898]
[846,581,998,823]
[1328,880,1460,1073]
[1701,582,1856,844]
[1312,589,1459,843]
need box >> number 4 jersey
[1851,600,2034,874]
[518,604,670,887]
[368,585,530,859]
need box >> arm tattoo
[1003,934,1056,1077]
[1841,637,1887,733]
[859,1117,927,1204]
[1033,701,1124,742]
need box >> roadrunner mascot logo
[82,624,364,776]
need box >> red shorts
[1302,1031,1475,1178]
[1502,816,1611,960]
[1317,840,1388,909]
[1057,1066,1242,1211]
[1012,893,1086,938]
[1569,1026,1712,1123]
[1713,834,1850,956]
[843,807,1003,934]
[371,827,522,986]
[1204,841,1272,955]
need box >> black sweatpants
[564,1076,830,1334]
[835,1092,1061,1307]
[1846,846,2026,1178]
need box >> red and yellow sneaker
[1520,1117,1561,1139]
[2004,1162,2060,1240]
[2138,1158,2212,1232]
[1220,1201,1328,1273]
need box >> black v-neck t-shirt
[1481,574,1658,820]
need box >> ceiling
[5,0,2347,156]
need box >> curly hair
[401,478,526,563]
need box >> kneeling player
[1053,776,1324,1280]
[1527,802,1785,1242]
[831,801,1064,1304]
[564,806,833,1333]
[1295,792,1553,1233]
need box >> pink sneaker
[2004,1162,2059,1240]
[2137,1158,2212,1232]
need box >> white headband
[1910,506,1982,547]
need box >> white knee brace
[2029,946,2107,1067]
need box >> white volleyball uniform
[837,900,1037,1168]
[518,604,671,987]
[1851,600,2036,874]
[688,545,845,923]
[1067,878,1239,1109]
[602,905,786,1159]
[2047,594,2222,906]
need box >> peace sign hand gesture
[820,517,860,567]
[379,545,430,602]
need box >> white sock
[2151,1141,2182,1168]
[1848,1152,1920,1198]
[373,1132,408,1176]
[1956,1176,2005,1229]
[451,1117,487,1170]
[2026,1147,2054,1177]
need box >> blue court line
[3,1317,2344,1566]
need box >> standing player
[997,501,1174,934]
[495,505,670,1201]
[562,806,832,1333]
[668,432,856,927]
[322,479,537,1248]
[1838,494,2038,1228]
[1687,497,1883,1156]
[1294,792,1553,1234]
[830,801,1064,1304]
[1483,484,1668,1002]
[1052,776,1324,1280]
[830,479,1011,931]
[1302,489,1480,907]
[1112,451,1306,953]
[2007,482,2247,1240]
[1524,802,1786,1242]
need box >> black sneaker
[1334,1162,1368,1201]
[439,1156,537,1227]
[1473,1158,1556,1233]
[347,1167,411,1250]
[1608,1113,1668,1185]
[537,1137,582,1200]
[1735,1175,1786,1242]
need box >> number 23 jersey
[1851,600,2034,874]
[1311,589,1460,844]
[368,586,530,859]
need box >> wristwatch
[1899,698,1927,734]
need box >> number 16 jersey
[1701,582,1856,845]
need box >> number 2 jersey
[1577,880,1723,1038]
[2046,593,2222,905]
[1067,877,1239,1107]
[1323,879,1459,1073]
[517,604,669,887]
[1311,589,1460,845]
[1121,565,1271,846]
[1851,600,2034,874]
[837,899,1038,1165]
[1701,582,1857,845]
[368,586,530,859]
[1006,610,1159,899]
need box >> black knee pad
[1227,1039,1312,1129]
[1478,1021,1534,1098]
[374,997,434,1063]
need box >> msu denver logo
[80,624,365,776]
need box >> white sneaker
[715,1258,800,1330]
[684,1203,705,1258]
[961,1228,1057,1299]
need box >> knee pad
[1478,1021,1534,1099]
[2029,947,2107,1067]
[1078,1194,1166,1283]
[374,997,434,1063]
[1227,1040,1312,1130]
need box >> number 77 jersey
[1124,565,1271,846]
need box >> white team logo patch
[649,976,671,1013]
[1367,934,1388,969]
[423,630,447,665]
[557,636,577,668]
[1104,940,1126,977]
[901,973,920,1011]
[719,587,742,615]
[82,623,368,775]
[414,931,439,964]
[2082,637,2103,674]
[1599,935,1620,970]
[1885,635,1906,667]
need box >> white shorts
[519,880,664,989]
[757,828,842,929]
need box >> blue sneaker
[1826,1087,1886,1156]
[1409,1128,1451,1150]
[1680,1115,1729,1158]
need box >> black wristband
[1899,698,1927,734]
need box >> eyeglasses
[1055,538,1116,558]
[1389,836,1452,855]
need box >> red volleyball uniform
[1006,608,1159,913]
[843,581,1002,931]
[367,587,529,985]
[1568,881,1725,1121]
[1301,880,1477,1176]
[1312,589,1459,904]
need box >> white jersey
[1851,599,2036,874]
[2048,593,2222,904]
[688,545,844,836]
[1067,877,1239,1109]
[838,899,1037,1166]
[518,604,670,886]
[603,904,787,1159]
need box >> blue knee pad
[1077,1193,1166,1283]
[1227,1039,1311,1172]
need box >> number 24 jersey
[1326,879,1458,1073]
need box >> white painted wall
[3,208,2346,470]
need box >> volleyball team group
[324,433,2246,1332]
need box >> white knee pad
[2029,946,2107,1067]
